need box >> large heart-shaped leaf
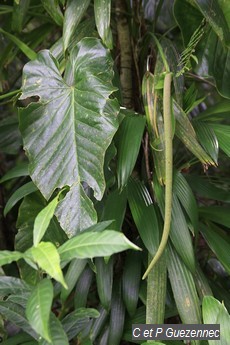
[19,38,119,236]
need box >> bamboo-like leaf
[146,253,167,324]
[195,0,230,47]
[95,257,113,310]
[63,0,90,51]
[33,195,59,246]
[0,251,24,266]
[200,223,230,275]
[127,177,159,255]
[90,306,109,342]
[185,174,230,203]
[26,242,67,288]
[116,115,146,189]
[100,189,127,231]
[11,0,30,32]
[0,28,37,60]
[58,230,140,263]
[154,176,196,272]
[61,258,87,302]
[0,162,28,183]
[202,296,230,345]
[0,301,37,339]
[174,170,198,233]
[199,206,230,228]
[62,308,99,340]
[208,123,230,157]
[41,0,63,26]
[4,181,38,216]
[0,116,22,155]
[173,100,215,166]
[122,251,142,317]
[108,281,125,345]
[0,276,31,297]
[19,38,119,236]
[74,266,94,309]
[167,243,202,325]
[94,0,113,49]
[26,279,53,342]
[193,121,219,165]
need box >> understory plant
[0,0,229,344]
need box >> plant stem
[143,72,173,279]
[115,0,133,109]
[0,89,20,100]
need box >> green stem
[0,89,21,100]
[143,72,173,279]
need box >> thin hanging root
[142,73,173,280]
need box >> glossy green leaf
[167,243,202,324]
[94,0,113,49]
[185,174,230,203]
[127,177,159,255]
[41,0,63,26]
[39,313,68,345]
[0,162,28,183]
[199,206,230,228]
[0,276,31,297]
[4,181,38,216]
[74,266,93,310]
[100,189,127,231]
[208,123,230,157]
[0,28,37,60]
[58,230,140,262]
[116,115,146,189]
[200,224,230,275]
[0,332,34,345]
[63,0,90,51]
[61,258,87,302]
[194,265,213,299]
[15,192,67,285]
[195,0,230,46]
[173,100,215,166]
[90,306,109,342]
[0,301,36,339]
[19,38,119,236]
[198,100,230,120]
[193,121,219,165]
[146,253,167,324]
[0,116,22,155]
[62,308,99,340]
[202,296,230,345]
[95,257,113,310]
[11,0,30,33]
[26,279,53,342]
[0,251,24,266]
[33,195,59,246]
[174,170,198,233]
[108,281,125,345]
[122,251,142,317]
[26,242,67,288]
[154,176,196,272]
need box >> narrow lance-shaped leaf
[33,194,59,246]
[41,0,63,26]
[26,279,53,342]
[94,0,113,49]
[63,0,90,51]
[0,251,24,266]
[4,181,38,216]
[19,38,119,237]
[58,230,141,263]
[26,242,67,288]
